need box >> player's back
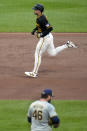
[29,100,53,131]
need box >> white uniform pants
[33,33,67,74]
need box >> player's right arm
[48,104,60,128]
[31,27,38,35]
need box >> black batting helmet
[32,4,44,12]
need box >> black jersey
[36,15,52,32]
[33,14,53,37]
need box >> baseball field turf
[0,0,87,32]
[0,100,87,131]
[0,0,87,131]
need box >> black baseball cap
[32,4,44,12]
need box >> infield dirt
[0,33,87,100]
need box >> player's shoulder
[39,14,47,21]
[30,100,39,107]
[41,14,46,19]
[46,102,55,110]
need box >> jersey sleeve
[41,16,51,29]
[27,105,32,117]
[48,104,57,118]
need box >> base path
[0,33,87,100]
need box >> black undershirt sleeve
[27,116,31,123]
[33,27,38,31]
[31,26,38,35]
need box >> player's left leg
[47,43,68,56]
[47,33,77,56]
[46,33,67,56]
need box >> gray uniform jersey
[28,100,57,131]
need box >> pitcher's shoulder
[47,102,55,109]
[30,100,39,106]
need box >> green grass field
[0,0,87,32]
[0,100,87,131]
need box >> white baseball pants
[33,33,68,74]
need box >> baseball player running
[27,89,60,131]
[25,4,77,78]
